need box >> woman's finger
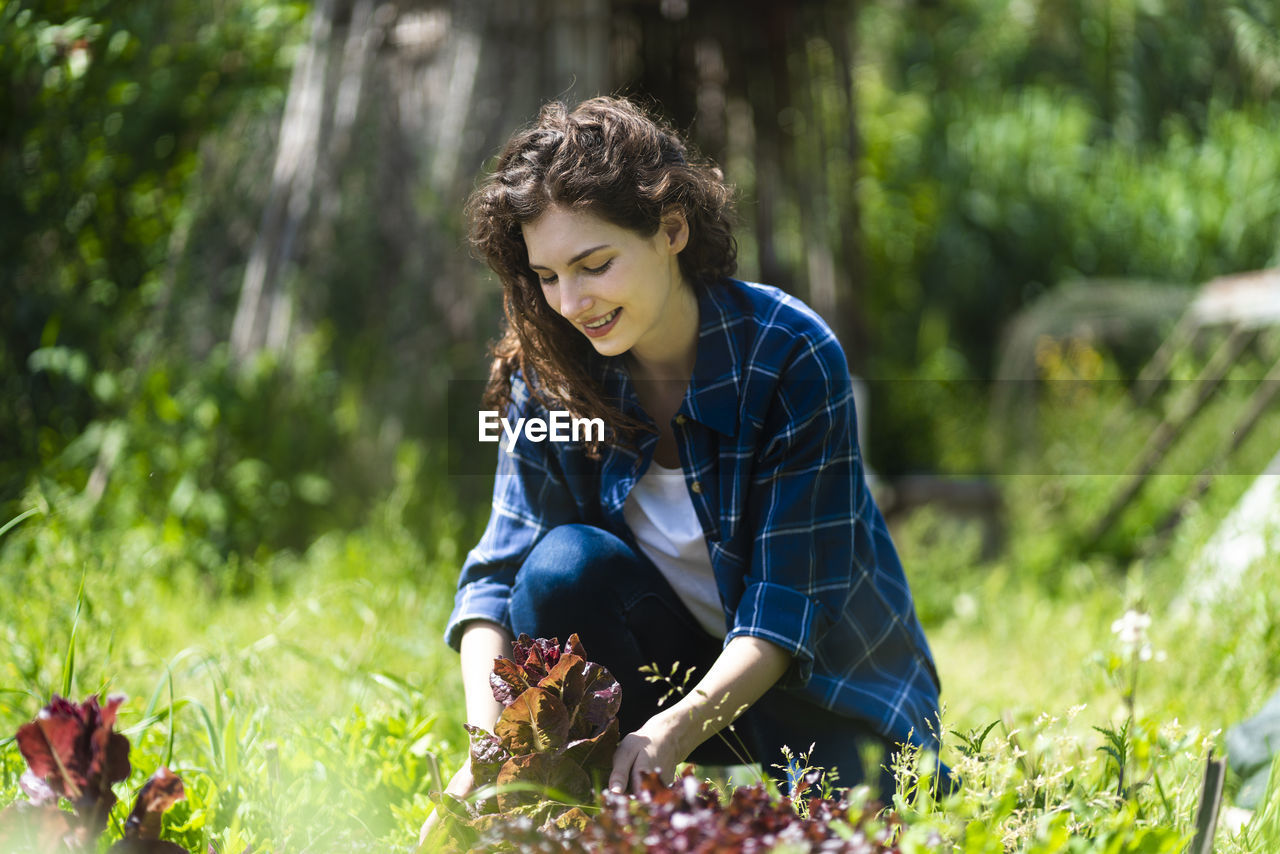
[608,739,638,792]
[608,762,631,792]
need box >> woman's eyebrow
[529,244,611,270]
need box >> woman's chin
[584,335,631,358]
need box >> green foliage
[23,339,385,575]
[860,87,1280,471]
[0,0,487,585]
[0,0,307,501]
[4,1,1280,851]
[1228,753,1280,853]
[1,421,1277,852]
[0,486,463,853]
[854,1,1280,475]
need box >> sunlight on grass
[2,380,1279,852]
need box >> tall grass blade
[369,670,419,706]
[142,662,182,769]
[61,565,88,698]
[1241,753,1280,851]
[164,665,176,768]
[188,697,223,771]
[0,506,40,540]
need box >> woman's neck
[626,282,699,386]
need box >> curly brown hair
[467,96,737,452]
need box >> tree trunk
[230,0,336,363]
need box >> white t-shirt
[622,460,725,638]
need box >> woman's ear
[659,209,690,255]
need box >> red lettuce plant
[477,633,620,810]
[579,769,908,853]
[0,694,187,853]
[464,768,916,853]
[433,634,620,844]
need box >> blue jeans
[507,523,898,798]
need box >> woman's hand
[416,760,474,850]
[608,708,690,793]
[608,637,793,794]
[418,622,509,848]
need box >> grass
[0,483,469,852]
[2,373,1279,852]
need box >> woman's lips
[582,307,621,338]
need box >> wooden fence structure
[1086,268,1280,550]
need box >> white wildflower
[1111,609,1151,646]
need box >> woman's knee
[512,524,633,615]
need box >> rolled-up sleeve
[726,332,861,689]
[443,377,580,650]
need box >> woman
[438,96,941,809]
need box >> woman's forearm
[459,619,514,731]
[661,635,792,759]
[421,621,511,848]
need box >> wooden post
[1190,751,1227,854]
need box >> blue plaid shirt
[446,278,941,748]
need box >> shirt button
[690,481,703,494]
[674,414,687,425]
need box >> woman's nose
[558,276,592,318]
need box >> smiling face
[522,204,699,377]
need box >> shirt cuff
[443,588,513,652]
[725,581,825,689]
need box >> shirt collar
[682,279,741,437]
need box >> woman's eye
[583,259,613,275]
[538,274,557,286]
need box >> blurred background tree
[3,0,1280,574]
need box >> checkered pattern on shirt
[445,278,941,749]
